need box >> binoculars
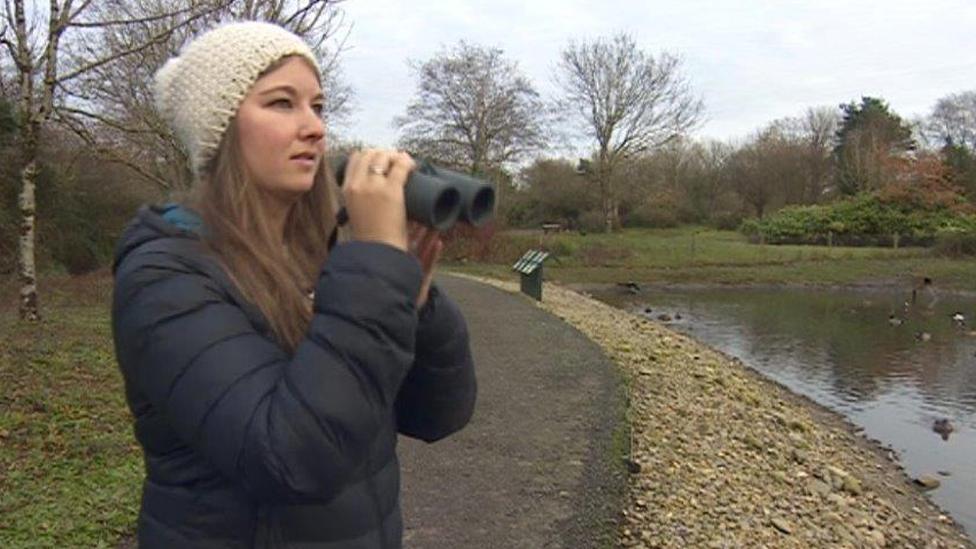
[331,155,495,232]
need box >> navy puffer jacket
[111,204,477,548]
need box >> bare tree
[556,32,703,231]
[514,157,594,228]
[678,139,732,222]
[798,106,837,201]
[0,0,228,321]
[395,41,550,175]
[927,90,976,151]
[727,141,775,220]
[56,0,351,191]
[726,125,808,220]
[765,107,837,204]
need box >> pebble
[771,517,793,534]
[865,530,887,547]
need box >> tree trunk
[598,151,615,232]
[18,123,39,321]
[602,192,613,233]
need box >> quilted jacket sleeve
[394,284,477,442]
[112,241,421,503]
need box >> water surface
[591,285,976,535]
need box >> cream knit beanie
[153,21,321,175]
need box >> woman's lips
[290,155,318,168]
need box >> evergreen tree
[833,97,915,195]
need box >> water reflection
[592,286,976,536]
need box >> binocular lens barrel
[330,155,495,232]
[422,166,495,227]
[401,170,461,231]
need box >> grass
[0,271,141,549]
[446,226,976,291]
[599,376,632,549]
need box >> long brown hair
[188,67,341,354]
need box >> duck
[952,312,966,327]
[617,281,641,295]
[888,314,904,327]
[914,331,932,342]
[933,418,954,440]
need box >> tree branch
[66,0,96,23]
[57,3,223,84]
[55,104,156,134]
[56,109,172,190]
[68,2,197,28]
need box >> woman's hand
[408,222,443,308]
[342,149,415,251]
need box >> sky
[333,0,976,155]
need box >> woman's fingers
[342,149,415,251]
[408,223,426,251]
[386,151,416,188]
[415,235,443,308]
[418,231,441,271]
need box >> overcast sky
[335,0,976,154]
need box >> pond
[589,284,976,536]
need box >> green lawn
[0,272,141,548]
[447,226,976,291]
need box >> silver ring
[368,164,386,176]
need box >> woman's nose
[300,108,325,141]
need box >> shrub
[625,201,679,228]
[934,227,976,257]
[740,190,976,247]
[36,161,148,275]
[739,218,761,238]
[441,223,532,264]
[710,211,745,231]
[542,238,574,257]
[578,211,606,233]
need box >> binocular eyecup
[330,155,495,232]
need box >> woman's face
[236,56,326,201]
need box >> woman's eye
[269,98,292,109]
[312,103,324,116]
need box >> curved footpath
[398,274,974,548]
[398,275,626,548]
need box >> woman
[111,21,476,548]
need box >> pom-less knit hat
[153,21,321,174]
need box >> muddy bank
[565,280,976,300]
[454,273,973,548]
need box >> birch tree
[0,0,226,321]
[556,33,703,231]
